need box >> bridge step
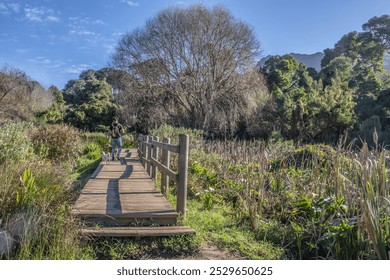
[81,226,196,237]
[75,211,178,226]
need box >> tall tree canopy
[362,15,390,50]
[63,70,119,131]
[112,4,266,135]
[319,15,390,144]
[263,55,356,142]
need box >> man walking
[108,118,124,161]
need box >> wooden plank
[100,165,145,172]
[81,226,195,237]
[74,209,178,217]
[151,140,180,153]
[94,172,150,179]
[150,157,178,182]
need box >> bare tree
[112,5,263,135]
[0,66,50,124]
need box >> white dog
[101,152,110,164]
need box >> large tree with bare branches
[112,5,266,136]
[0,66,52,124]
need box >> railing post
[146,136,152,176]
[161,137,170,195]
[138,134,145,167]
[142,135,147,168]
[151,136,159,181]
[177,134,189,216]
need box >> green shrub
[0,163,21,220]
[150,124,203,144]
[31,124,80,163]
[0,122,35,164]
[122,135,136,148]
[82,142,101,160]
[81,132,109,147]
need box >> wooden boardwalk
[73,148,195,237]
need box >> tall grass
[0,122,91,259]
[356,149,389,259]
[150,124,389,259]
[0,122,35,164]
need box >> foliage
[150,124,203,144]
[63,73,119,131]
[82,142,102,160]
[318,16,390,144]
[31,124,80,163]
[263,55,356,142]
[80,132,109,148]
[356,152,390,259]
[35,86,65,124]
[180,129,389,259]
[0,122,110,260]
[1,159,81,259]
[0,122,35,164]
[362,15,390,50]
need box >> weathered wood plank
[82,226,195,237]
[150,157,178,182]
[151,140,179,153]
[74,209,178,217]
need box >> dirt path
[182,242,246,260]
[141,242,246,260]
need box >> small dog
[101,152,110,164]
[103,143,112,152]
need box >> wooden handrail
[137,134,189,216]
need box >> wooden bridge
[73,134,195,237]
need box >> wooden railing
[137,134,189,216]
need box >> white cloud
[112,32,124,37]
[26,57,66,70]
[92,19,105,25]
[69,29,96,36]
[24,6,60,22]
[64,64,92,74]
[16,48,29,54]
[0,2,21,14]
[8,3,20,13]
[121,0,139,7]
[0,3,7,12]
[67,17,106,38]
[27,57,52,64]
[69,16,106,25]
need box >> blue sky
[1,0,389,89]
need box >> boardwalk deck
[73,148,195,236]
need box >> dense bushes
[0,122,88,259]
[31,124,80,162]
[0,122,35,164]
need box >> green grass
[184,199,285,259]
